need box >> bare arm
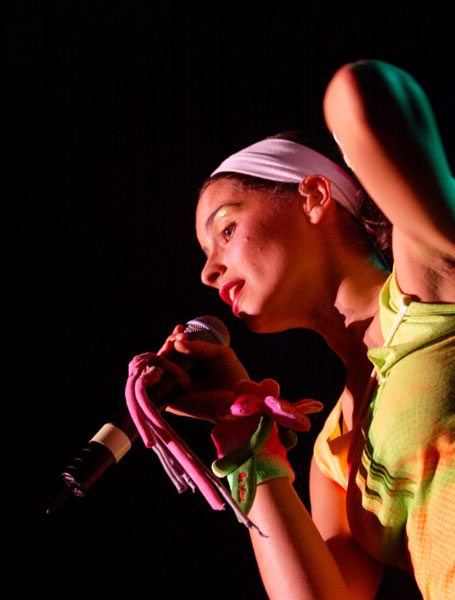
[163,337,384,598]
[247,460,383,600]
[323,60,455,300]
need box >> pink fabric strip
[124,353,266,535]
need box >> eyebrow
[205,202,241,233]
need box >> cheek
[232,242,261,274]
[233,219,295,276]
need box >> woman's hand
[158,324,250,422]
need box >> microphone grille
[184,316,230,347]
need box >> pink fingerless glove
[211,379,323,515]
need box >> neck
[309,252,389,371]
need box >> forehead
[197,178,242,212]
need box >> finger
[128,352,156,373]
[157,329,188,356]
[166,389,235,422]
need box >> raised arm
[323,60,455,300]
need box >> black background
[8,2,453,598]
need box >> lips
[219,280,245,316]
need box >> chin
[240,311,291,335]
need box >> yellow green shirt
[313,267,455,600]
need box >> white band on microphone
[211,139,362,217]
[91,423,132,463]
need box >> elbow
[323,61,371,140]
[329,58,403,90]
[323,59,420,152]
[325,59,424,132]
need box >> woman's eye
[222,223,236,241]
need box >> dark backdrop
[8,2,453,598]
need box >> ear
[298,175,334,224]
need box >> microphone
[46,316,230,514]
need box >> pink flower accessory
[216,379,324,432]
[211,379,323,515]
[124,352,265,536]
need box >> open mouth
[219,280,245,315]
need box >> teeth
[221,282,243,307]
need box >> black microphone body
[46,316,230,514]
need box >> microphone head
[184,316,230,347]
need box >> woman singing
[160,60,454,599]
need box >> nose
[201,255,226,287]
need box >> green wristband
[212,416,297,516]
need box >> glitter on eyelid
[216,208,228,219]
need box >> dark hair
[200,130,393,268]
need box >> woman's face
[196,178,320,333]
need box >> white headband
[211,139,362,217]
